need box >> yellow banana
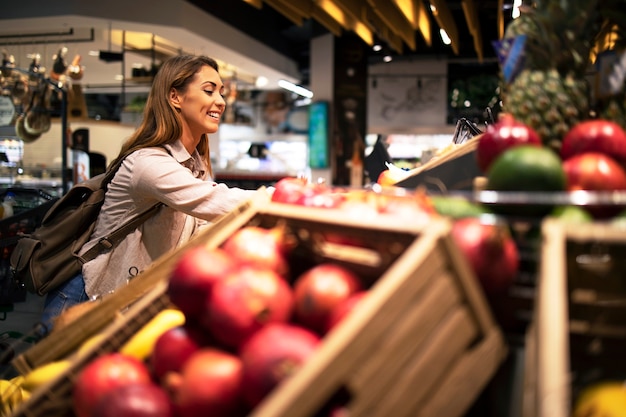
[21,359,72,392]
[76,332,107,358]
[119,308,185,361]
[573,381,626,417]
[0,378,27,416]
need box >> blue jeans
[39,273,90,337]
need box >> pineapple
[499,0,602,151]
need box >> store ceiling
[191,0,513,84]
[0,0,511,92]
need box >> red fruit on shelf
[562,152,626,218]
[271,177,310,205]
[221,226,291,277]
[560,119,626,163]
[73,353,153,417]
[451,217,519,297]
[563,152,626,191]
[203,265,294,349]
[149,325,202,382]
[167,246,236,319]
[92,382,174,417]
[293,263,363,334]
[239,323,320,408]
[171,348,246,417]
[475,113,542,173]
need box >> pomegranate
[171,348,246,417]
[271,177,309,205]
[149,326,202,382]
[293,263,363,334]
[203,265,294,349]
[325,291,369,333]
[221,226,290,277]
[73,353,153,417]
[451,217,519,296]
[476,113,542,173]
[239,323,321,408]
[167,246,236,319]
[272,177,342,208]
[560,119,626,163]
[92,382,174,417]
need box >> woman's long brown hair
[110,55,219,176]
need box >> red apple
[203,266,294,349]
[73,353,153,417]
[563,152,626,191]
[476,113,542,173]
[221,226,290,277]
[293,263,363,334]
[239,323,320,408]
[451,218,519,297]
[376,169,407,187]
[325,291,369,333]
[149,326,202,382]
[560,119,626,163]
[92,382,174,417]
[171,348,246,417]
[563,152,626,217]
[167,246,236,319]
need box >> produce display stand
[10,190,507,417]
[395,135,482,193]
[522,219,626,417]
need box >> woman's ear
[169,88,181,109]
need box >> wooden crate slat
[350,271,461,397]
[365,306,478,417]
[415,329,506,417]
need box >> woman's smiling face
[175,65,226,136]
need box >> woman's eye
[203,90,214,96]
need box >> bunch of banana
[0,376,30,416]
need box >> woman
[40,55,257,333]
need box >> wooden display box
[523,219,626,417]
[12,193,507,417]
[396,137,482,192]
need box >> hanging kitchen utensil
[50,47,68,81]
[15,113,41,143]
[1,51,14,78]
[67,54,84,81]
[11,74,29,105]
[24,82,51,136]
[27,54,45,83]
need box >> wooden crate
[12,194,507,417]
[523,219,626,417]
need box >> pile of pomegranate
[71,224,371,417]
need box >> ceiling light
[255,76,269,88]
[373,44,382,52]
[511,0,522,18]
[278,79,313,98]
[439,28,451,45]
[383,55,393,63]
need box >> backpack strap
[78,202,163,264]
[77,148,167,263]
